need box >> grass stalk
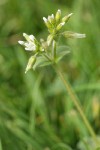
[53,64,99,146]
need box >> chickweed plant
[18,9,99,147]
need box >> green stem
[52,40,56,60]
[53,64,99,145]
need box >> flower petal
[18,41,25,45]
[25,47,33,51]
[43,17,47,23]
[29,35,35,41]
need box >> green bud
[48,14,55,24]
[47,34,54,46]
[43,17,52,28]
[55,9,61,22]
[56,22,65,31]
[62,31,86,38]
[62,13,73,23]
[25,56,36,73]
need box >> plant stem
[52,40,56,60]
[53,64,99,145]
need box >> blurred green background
[0,0,100,149]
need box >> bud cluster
[43,10,73,33]
[43,9,73,45]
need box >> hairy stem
[53,64,99,146]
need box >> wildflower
[18,33,38,51]
[18,33,45,73]
[18,9,86,73]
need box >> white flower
[18,33,37,51]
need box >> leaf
[56,45,70,62]
[33,56,52,70]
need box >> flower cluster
[18,9,86,73]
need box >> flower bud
[23,33,30,42]
[47,34,53,46]
[62,13,73,23]
[62,31,86,38]
[25,56,36,73]
[43,17,52,28]
[55,9,61,22]
[56,22,65,31]
[48,14,55,24]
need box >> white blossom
[18,33,37,51]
